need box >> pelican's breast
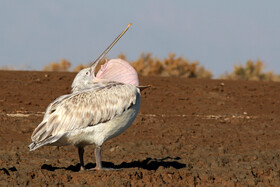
[91,92,140,146]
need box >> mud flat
[1,70,280,186]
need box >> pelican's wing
[29,82,139,150]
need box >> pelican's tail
[29,135,62,151]
[29,140,50,151]
[29,142,41,151]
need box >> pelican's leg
[94,146,102,170]
[93,146,120,171]
[78,147,85,171]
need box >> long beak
[90,23,132,73]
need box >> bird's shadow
[41,156,186,172]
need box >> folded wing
[29,82,138,150]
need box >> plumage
[30,82,140,150]
[29,23,143,170]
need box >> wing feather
[31,82,139,146]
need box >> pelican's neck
[71,77,96,93]
[71,82,93,93]
[71,78,111,93]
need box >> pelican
[29,23,147,170]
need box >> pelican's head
[71,58,139,92]
[71,67,94,92]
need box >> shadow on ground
[41,157,186,172]
[0,167,17,176]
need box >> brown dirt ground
[0,70,280,186]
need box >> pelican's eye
[86,72,89,75]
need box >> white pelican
[29,23,147,170]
